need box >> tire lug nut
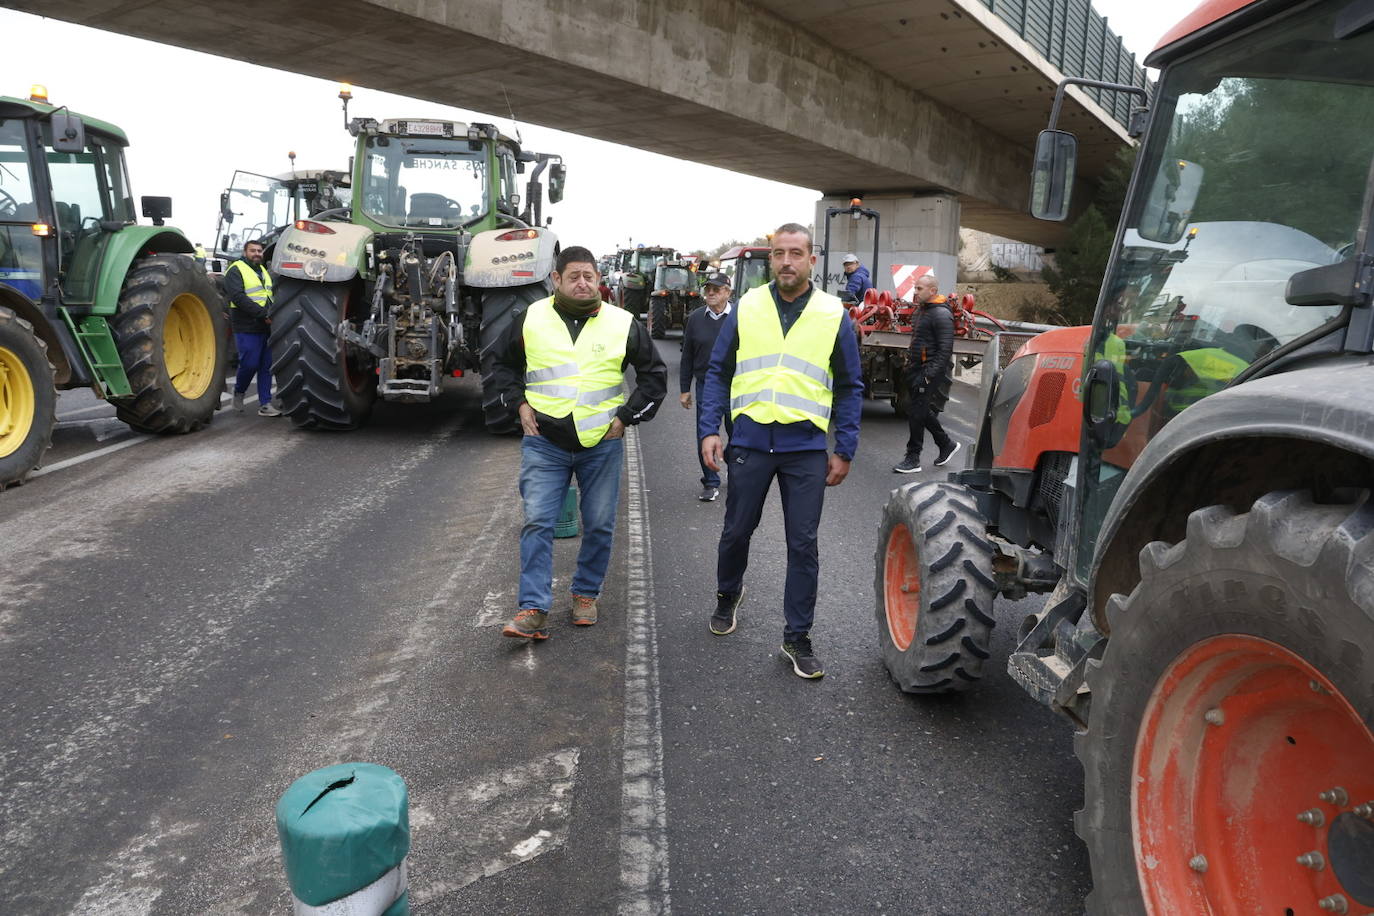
[1317,894,1348,914]
[1297,851,1326,870]
[1319,787,1349,806]
[1298,808,1327,827]
[1188,854,1208,872]
[1354,802,1374,818]
[1203,708,1225,726]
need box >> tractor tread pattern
[874,481,999,694]
[0,307,57,489]
[110,255,226,434]
[269,279,375,430]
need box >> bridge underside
[20,0,1133,246]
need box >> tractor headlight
[989,354,1035,456]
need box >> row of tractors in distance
[873,0,1374,911]
[0,88,227,489]
[265,85,567,432]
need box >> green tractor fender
[271,221,372,283]
[92,226,195,315]
[464,226,558,289]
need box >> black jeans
[904,383,952,459]
[716,447,828,640]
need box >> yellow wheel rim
[163,292,216,399]
[0,344,37,459]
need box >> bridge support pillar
[814,193,960,298]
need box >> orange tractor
[874,0,1374,911]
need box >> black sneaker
[892,454,922,474]
[781,636,824,679]
[698,486,719,502]
[934,441,962,467]
[710,588,744,635]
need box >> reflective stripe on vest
[729,283,842,430]
[522,297,632,446]
[228,259,272,308]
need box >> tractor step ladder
[62,311,133,398]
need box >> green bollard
[554,485,579,538]
[276,762,410,915]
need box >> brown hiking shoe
[502,608,549,639]
[571,594,598,626]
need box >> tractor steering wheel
[0,189,21,219]
[311,207,351,222]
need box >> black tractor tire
[649,298,667,339]
[1076,490,1374,915]
[0,307,57,489]
[621,286,647,318]
[874,481,998,692]
[110,254,227,434]
[478,281,550,434]
[270,278,377,430]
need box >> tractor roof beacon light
[338,82,353,129]
[29,84,48,103]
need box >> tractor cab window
[362,136,486,229]
[43,128,125,303]
[217,171,293,259]
[736,255,770,292]
[636,252,662,275]
[0,119,44,301]
[658,266,692,290]
[1075,0,1374,583]
[496,148,517,213]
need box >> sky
[0,0,1198,258]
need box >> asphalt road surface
[0,337,1090,914]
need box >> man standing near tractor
[224,240,281,417]
[841,252,872,301]
[698,224,863,679]
[491,246,666,641]
[893,274,958,474]
[679,271,734,502]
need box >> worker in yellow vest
[698,223,865,678]
[489,246,667,640]
[224,239,281,417]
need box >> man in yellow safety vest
[224,239,281,417]
[489,246,667,640]
[698,223,865,678]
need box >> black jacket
[489,302,667,452]
[904,297,955,410]
[224,260,272,333]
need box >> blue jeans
[234,332,273,406]
[518,434,624,612]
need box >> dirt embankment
[953,281,1058,323]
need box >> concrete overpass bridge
[7,0,1149,284]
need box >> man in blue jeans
[488,246,666,640]
[224,239,282,417]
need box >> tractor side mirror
[548,163,567,203]
[141,196,173,226]
[1030,130,1077,221]
[50,112,85,154]
[219,191,234,223]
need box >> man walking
[841,253,872,301]
[698,224,863,679]
[224,239,281,417]
[490,246,666,640]
[679,271,735,502]
[893,274,959,473]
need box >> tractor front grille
[1036,451,1075,527]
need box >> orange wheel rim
[883,523,920,651]
[1134,634,1374,914]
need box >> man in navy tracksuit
[678,271,736,502]
[697,224,864,679]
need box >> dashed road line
[618,426,671,915]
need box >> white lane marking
[409,748,578,904]
[56,402,119,420]
[34,393,232,478]
[619,425,671,915]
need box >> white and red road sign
[890,264,932,300]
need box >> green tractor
[0,89,228,489]
[267,87,566,431]
[615,246,675,318]
[646,257,699,339]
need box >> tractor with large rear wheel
[873,1,1374,911]
[267,86,566,432]
[1,88,227,489]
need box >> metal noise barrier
[276,763,410,916]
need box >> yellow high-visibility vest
[1166,346,1248,412]
[729,283,842,431]
[522,297,632,446]
[227,259,272,308]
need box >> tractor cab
[214,167,351,263]
[717,245,770,295]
